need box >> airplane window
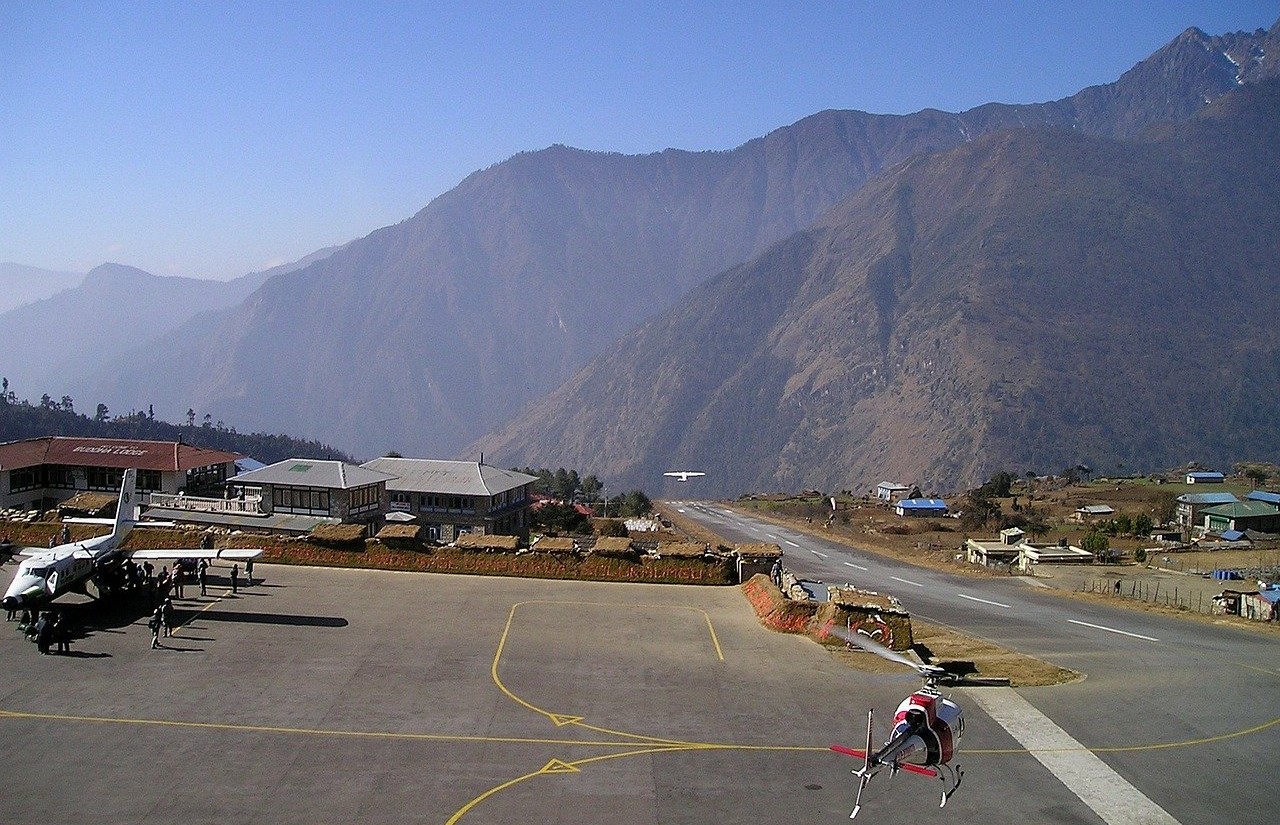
[26,567,46,577]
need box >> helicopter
[821,621,967,819]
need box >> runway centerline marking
[890,575,923,587]
[1068,619,1158,642]
[784,540,799,547]
[957,593,1011,609]
[970,688,1180,825]
[843,562,868,571]
[811,550,828,559]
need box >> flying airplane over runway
[1,468,261,612]
[663,471,706,482]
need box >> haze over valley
[5,11,1278,498]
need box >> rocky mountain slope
[475,79,1280,497]
[86,20,1278,460]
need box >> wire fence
[1081,577,1218,615]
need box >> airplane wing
[62,518,178,527]
[127,548,263,561]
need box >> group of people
[12,609,72,654]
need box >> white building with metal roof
[231,459,395,526]
[361,458,537,542]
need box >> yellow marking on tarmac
[539,758,579,774]
[0,708,711,749]
[490,600,724,747]
[965,713,1280,755]
[171,588,232,635]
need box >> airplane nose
[1,595,19,611]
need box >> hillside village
[733,464,1280,623]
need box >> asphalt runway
[0,562,1131,825]
[671,501,1280,825]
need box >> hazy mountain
[89,20,1277,461]
[0,247,342,409]
[1,264,268,407]
[475,78,1280,497]
[0,263,83,313]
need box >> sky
[2,1,1276,281]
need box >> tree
[1081,530,1109,563]
[580,474,602,503]
[1133,513,1153,537]
[186,408,196,427]
[384,450,404,458]
[39,394,54,409]
[1114,513,1133,535]
[202,413,212,428]
[94,403,109,422]
[1245,467,1270,489]
[61,396,75,413]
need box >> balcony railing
[146,492,263,514]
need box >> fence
[1082,578,1217,615]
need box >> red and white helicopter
[822,621,966,819]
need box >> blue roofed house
[1240,585,1280,622]
[1175,491,1238,529]
[1185,471,1225,484]
[895,498,948,517]
[1246,490,1280,506]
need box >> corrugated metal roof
[1187,471,1225,480]
[898,498,947,508]
[1219,529,1247,541]
[1201,501,1280,518]
[0,436,240,472]
[232,459,394,489]
[1077,504,1115,514]
[1176,492,1239,505]
[361,458,537,496]
[1246,490,1280,505]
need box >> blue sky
[2,2,1275,280]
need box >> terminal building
[360,458,538,542]
[0,436,241,512]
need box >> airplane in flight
[663,471,706,482]
[1,468,261,612]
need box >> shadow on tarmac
[189,609,348,628]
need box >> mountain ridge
[79,20,1280,462]
[474,78,1280,496]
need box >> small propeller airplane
[821,621,966,819]
[663,471,706,482]
[1,468,262,612]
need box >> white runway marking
[843,562,868,571]
[890,575,923,587]
[970,688,1180,825]
[784,540,799,547]
[957,593,1011,609]
[811,550,828,559]
[1068,619,1159,642]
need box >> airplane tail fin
[112,468,139,542]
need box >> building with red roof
[0,436,242,511]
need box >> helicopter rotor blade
[821,621,938,674]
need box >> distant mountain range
[72,20,1279,470]
[476,77,1280,496]
[0,248,338,412]
[0,263,82,314]
[11,19,1276,494]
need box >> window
[272,486,330,514]
[87,467,125,490]
[9,468,39,493]
[185,463,228,492]
[137,470,162,491]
